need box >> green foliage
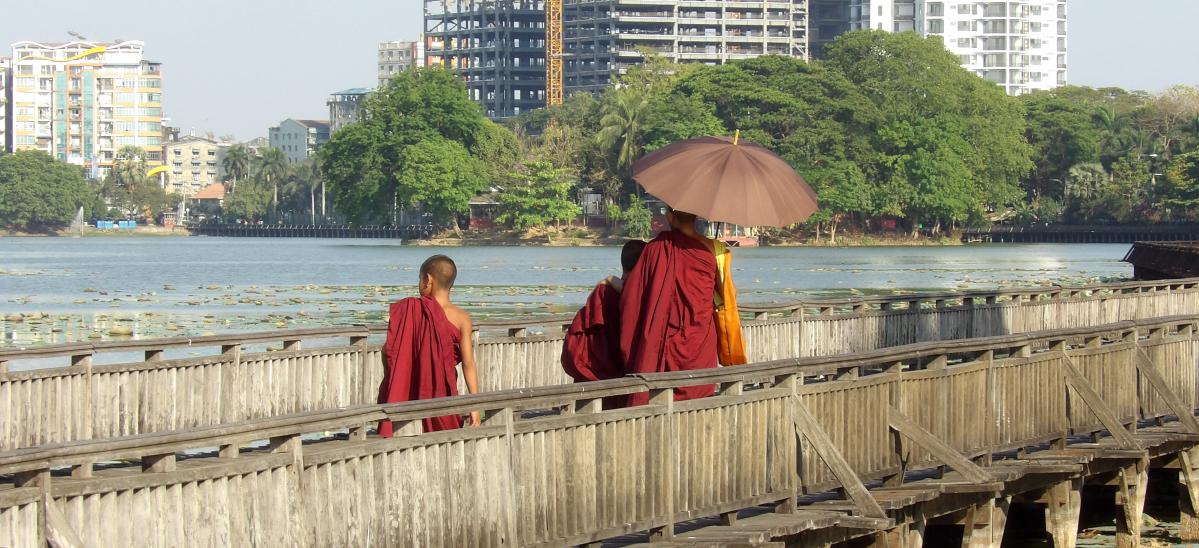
[397,138,488,225]
[318,67,493,225]
[496,161,582,229]
[221,144,252,188]
[223,179,272,221]
[0,151,95,229]
[621,198,653,239]
[1164,152,1199,214]
[1021,93,1101,199]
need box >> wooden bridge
[3,278,1199,547]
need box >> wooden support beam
[1179,447,1199,541]
[1134,348,1199,433]
[44,498,86,548]
[961,497,1009,548]
[888,408,992,484]
[1115,460,1148,548]
[1061,354,1140,450]
[1044,478,1082,548]
[791,395,887,519]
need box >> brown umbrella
[632,134,819,227]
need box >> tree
[257,147,290,221]
[0,151,95,229]
[1020,94,1101,200]
[222,179,271,221]
[596,87,650,179]
[112,146,149,193]
[621,198,653,239]
[319,67,492,224]
[496,161,582,230]
[1163,152,1199,217]
[641,92,725,152]
[221,144,252,192]
[396,138,488,227]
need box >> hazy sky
[2,0,1196,141]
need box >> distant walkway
[962,224,1199,243]
[189,223,434,239]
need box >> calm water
[0,237,1132,348]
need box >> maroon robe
[620,229,718,406]
[561,281,628,408]
[376,295,463,436]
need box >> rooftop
[191,183,226,201]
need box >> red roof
[191,183,226,200]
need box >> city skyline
[2,0,1196,141]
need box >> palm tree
[596,88,649,178]
[221,144,252,193]
[283,161,321,224]
[112,145,148,192]
[257,147,290,222]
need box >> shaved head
[621,240,646,273]
[420,255,458,290]
[667,208,698,229]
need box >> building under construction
[564,0,810,95]
[424,0,548,119]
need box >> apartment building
[424,0,548,119]
[268,119,330,164]
[836,1,1067,94]
[1,57,9,153]
[378,41,425,86]
[8,40,164,177]
[163,135,227,198]
[328,88,371,135]
[564,0,810,94]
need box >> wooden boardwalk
[2,279,1199,547]
[1,279,1195,451]
[2,317,1198,547]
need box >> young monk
[619,209,719,405]
[561,240,646,395]
[377,254,481,436]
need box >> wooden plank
[790,395,887,519]
[1134,348,1199,433]
[44,498,86,548]
[887,407,992,484]
[1060,354,1140,450]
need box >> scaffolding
[424,0,548,119]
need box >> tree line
[6,30,1199,237]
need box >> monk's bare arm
[456,311,482,426]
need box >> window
[927,2,943,16]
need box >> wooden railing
[0,316,1195,548]
[0,278,1196,451]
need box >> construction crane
[545,0,563,106]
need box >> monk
[561,240,646,404]
[619,209,719,406]
[376,254,481,436]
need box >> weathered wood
[791,395,887,519]
[1043,478,1082,548]
[1180,447,1199,541]
[887,408,992,484]
[1061,353,1140,450]
[1135,347,1199,433]
[44,498,85,548]
[1115,460,1148,548]
[961,497,1009,548]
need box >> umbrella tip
[733,130,740,146]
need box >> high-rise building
[163,135,228,198]
[378,41,425,86]
[269,119,330,164]
[1,57,10,153]
[328,88,371,135]
[8,40,164,177]
[809,0,851,58]
[827,1,1067,95]
[564,0,810,94]
[424,0,548,119]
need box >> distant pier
[189,223,434,239]
[962,224,1199,243]
[1125,240,1199,280]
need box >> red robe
[376,295,463,436]
[620,230,718,406]
[561,282,628,408]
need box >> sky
[2,0,1197,141]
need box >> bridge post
[648,388,676,541]
[961,496,1009,548]
[1114,460,1149,548]
[1043,477,1082,548]
[1179,446,1199,541]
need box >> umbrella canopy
[632,135,819,227]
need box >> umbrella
[631,133,819,227]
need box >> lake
[0,237,1133,348]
